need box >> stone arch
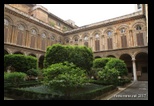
[38,55,44,69]
[132,21,146,31]
[4,15,14,25]
[106,55,116,58]
[119,53,133,79]
[95,56,101,59]
[4,49,9,55]
[92,30,102,38]
[28,53,36,57]
[16,21,28,30]
[133,50,148,57]
[103,27,115,35]
[64,37,70,44]
[117,24,129,30]
[135,52,148,81]
[29,26,39,35]
[13,51,24,55]
[73,35,79,45]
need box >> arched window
[121,28,125,33]
[51,35,55,41]
[107,31,112,37]
[107,31,113,49]
[42,33,46,38]
[136,25,142,30]
[4,18,9,26]
[41,33,46,50]
[4,18,9,42]
[18,24,24,31]
[95,34,100,51]
[84,36,88,47]
[31,29,36,35]
[66,39,69,43]
[137,4,142,9]
[17,24,24,45]
[84,36,88,41]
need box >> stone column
[132,57,137,81]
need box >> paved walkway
[101,81,148,100]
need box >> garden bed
[4,83,116,100]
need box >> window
[4,19,9,25]
[107,38,113,49]
[121,35,127,48]
[136,25,142,30]
[18,24,24,31]
[137,4,142,9]
[121,28,125,33]
[31,29,36,35]
[42,33,46,38]
[95,34,99,39]
[66,39,69,43]
[107,31,112,37]
[51,35,55,41]
[84,36,88,41]
[137,33,144,46]
[75,37,78,42]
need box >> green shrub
[98,68,119,85]
[4,72,27,87]
[42,62,88,97]
[4,54,37,73]
[105,58,128,76]
[44,44,93,72]
[26,68,39,77]
[93,58,111,69]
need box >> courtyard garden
[4,44,131,100]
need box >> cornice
[64,11,145,35]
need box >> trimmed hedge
[44,44,93,72]
[4,54,37,73]
[4,84,116,100]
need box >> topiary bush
[44,44,93,72]
[4,54,37,73]
[105,58,128,77]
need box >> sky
[39,4,136,27]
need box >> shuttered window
[137,33,144,46]
[107,38,113,49]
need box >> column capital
[129,29,133,33]
[132,57,136,61]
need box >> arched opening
[4,49,9,56]
[95,56,101,59]
[39,55,44,69]
[107,55,116,58]
[29,53,36,57]
[119,54,132,80]
[135,52,148,81]
[14,51,24,55]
